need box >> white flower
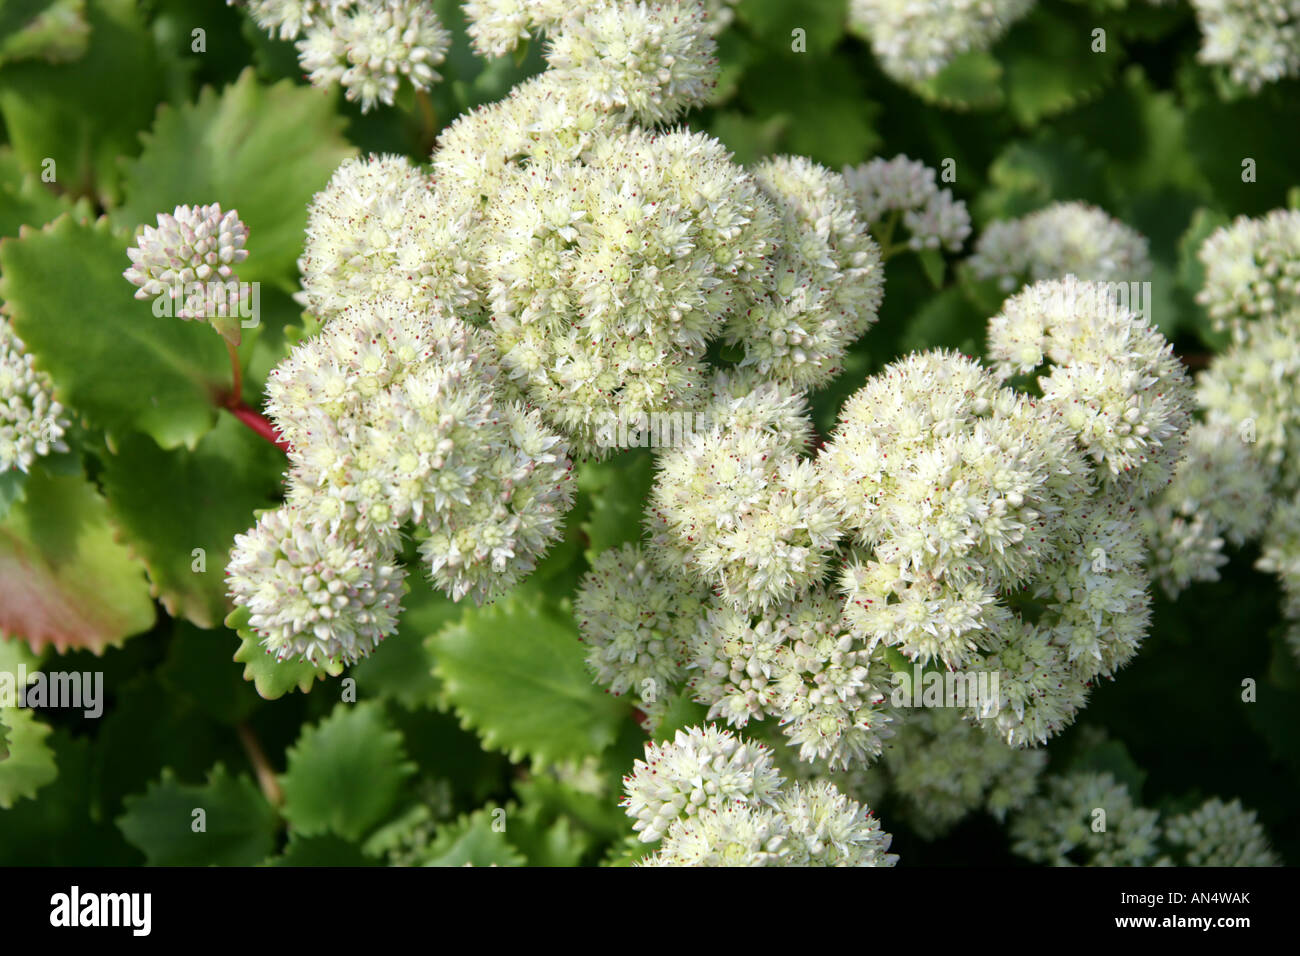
[842,154,971,252]
[1010,771,1163,866]
[226,505,405,665]
[621,725,784,842]
[0,320,70,474]
[1190,0,1300,91]
[847,0,1035,84]
[969,201,1151,293]
[1196,208,1300,338]
[1163,797,1280,866]
[724,156,884,389]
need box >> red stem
[229,403,292,454]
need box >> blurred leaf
[158,621,263,725]
[579,449,654,564]
[737,0,846,56]
[228,605,347,699]
[1000,7,1122,126]
[350,573,458,710]
[0,705,55,808]
[117,764,277,866]
[914,51,1004,111]
[266,833,381,867]
[0,0,90,67]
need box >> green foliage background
[0,0,1296,866]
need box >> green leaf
[0,468,26,523]
[157,621,263,725]
[0,712,8,761]
[350,573,458,710]
[114,67,356,288]
[579,449,654,564]
[737,0,846,56]
[0,146,94,237]
[899,286,984,355]
[279,701,415,841]
[913,50,1004,111]
[100,415,287,629]
[432,590,631,766]
[0,705,56,808]
[0,215,229,451]
[0,0,161,205]
[916,248,947,289]
[266,833,382,867]
[0,464,154,654]
[1000,8,1122,126]
[974,135,1109,223]
[117,764,278,866]
[229,605,346,699]
[0,0,90,67]
[424,808,526,867]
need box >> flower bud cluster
[1196,209,1300,337]
[1189,0,1300,92]
[0,319,70,474]
[842,154,971,253]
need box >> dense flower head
[574,543,708,716]
[226,505,405,665]
[687,588,896,769]
[820,349,1094,594]
[1196,208,1300,337]
[988,276,1193,494]
[842,154,971,252]
[1142,420,1275,597]
[544,1,719,125]
[847,0,1035,84]
[724,156,884,389]
[297,154,477,321]
[261,297,575,604]
[647,422,841,611]
[1163,797,1280,866]
[621,724,784,842]
[0,320,70,474]
[479,128,778,455]
[238,0,449,112]
[1010,771,1163,866]
[703,368,817,453]
[124,202,250,331]
[1189,0,1300,91]
[628,726,897,865]
[968,202,1152,293]
[876,709,1046,838]
[1198,309,1300,479]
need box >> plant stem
[229,403,292,453]
[237,721,284,808]
[225,338,243,407]
[415,88,438,153]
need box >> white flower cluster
[463,0,738,59]
[968,201,1152,293]
[1163,797,1281,867]
[235,0,450,112]
[0,319,70,474]
[124,203,250,339]
[1198,309,1300,479]
[871,709,1046,839]
[842,154,971,253]
[229,297,575,663]
[722,157,885,389]
[1011,771,1278,866]
[623,725,897,866]
[1189,0,1300,92]
[988,275,1191,493]
[847,0,1035,85]
[1196,209,1300,337]
[1009,771,1163,866]
[1141,420,1275,598]
[574,543,708,722]
[687,587,896,769]
[1256,491,1300,662]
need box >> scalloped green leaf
[100,415,286,629]
[913,50,1004,111]
[117,764,277,866]
[0,146,94,237]
[431,591,630,766]
[279,701,415,841]
[349,572,457,710]
[0,465,154,655]
[229,606,345,699]
[0,215,229,451]
[424,808,526,867]
[114,66,356,287]
[265,833,382,867]
[0,0,160,205]
[0,705,56,807]
[1000,8,1122,126]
